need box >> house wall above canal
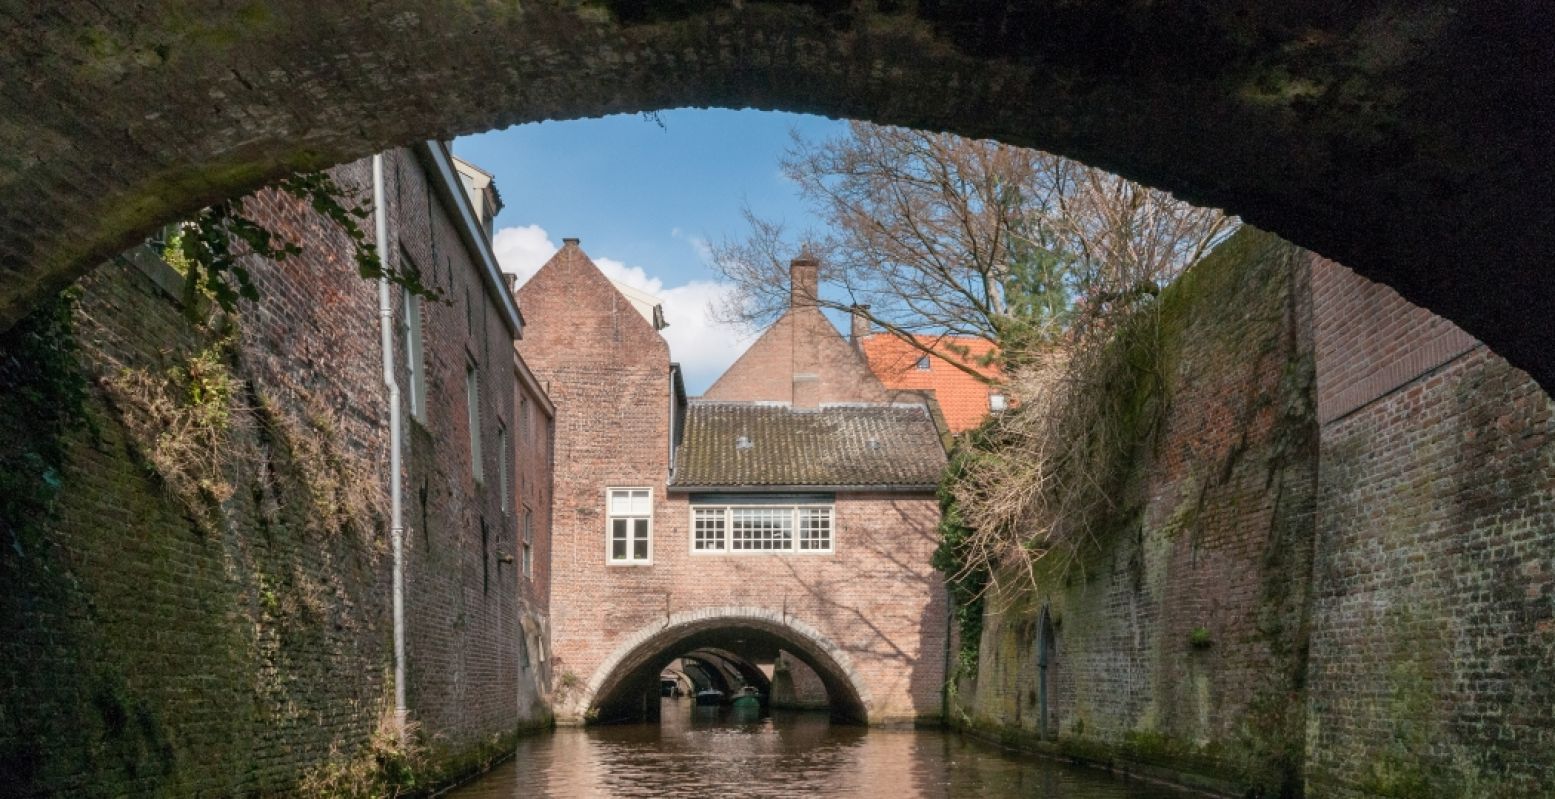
[0,147,550,796]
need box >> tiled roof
[858,334,1003,434]
[671,402,946,489]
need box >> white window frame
[403,286,427,424]
[466,361,483,484]
[522,505,534,578]
[688,504,834,555]
[497,420,510,513]
[606,487,654,565]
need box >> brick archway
[2,2,1552,391]
[577,607,873,724]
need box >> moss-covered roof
[671,402,946,489]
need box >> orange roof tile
[858,334,1004,434]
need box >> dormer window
[915,355,931,370]
[989,392,1008,412]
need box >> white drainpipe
[373,154,408,728]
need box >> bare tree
[710,122,1236,372]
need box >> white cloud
[492,222,752,393]
[593,256,664,295]
[659,280,753,393]
[491,224,558,286]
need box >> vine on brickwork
[166,170,439,315]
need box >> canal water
[446,702,1196,798]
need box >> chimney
[787,256,823,407]
[563,237,580,248]
[790,256,819,308]
[849,304,871,348]
[503,272,519,296]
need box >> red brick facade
[518,246,948,725]
[0,145,553,795]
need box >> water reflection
[447,702,1193,798]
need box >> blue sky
[453,109,848,393]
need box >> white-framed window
[690,504,834,554]
[498,420,510,512]
[466,362,483,483]
[607,488,653,565]
[522,505,534,578]
[403,286,427,423]
[989,392,1008,412]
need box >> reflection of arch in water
[1036,605,1059,739]
[581,607,871,724]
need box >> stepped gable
[672,401,946,489]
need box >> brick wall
[0,148,550,796]
[957,229,1319,797]
[1305,260,1555,797]
[518,243,946,725]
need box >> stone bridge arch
[2,2,1552,390]
[574,606,873,724]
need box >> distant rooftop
[671,401,946,490]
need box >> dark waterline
[446,703,1197,798]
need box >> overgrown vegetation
[298,706,425,798]
[103,316,243,527]
[163,169,438,316]
[937,299,1171,607]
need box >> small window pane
[629,489,651,515]
[799,507,832,551]
[694,508,726,551]
[612,518,628,540]
[612,537,627,560]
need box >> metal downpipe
[373,154,408,728]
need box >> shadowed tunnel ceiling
[2,1,1550,388]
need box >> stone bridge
[1,0,1552,391]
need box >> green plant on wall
[931,432,994,676]
[165,170,439,316]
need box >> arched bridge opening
[2,3,1552,391]
[583,610,871,725]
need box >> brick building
[518,248,949,725]
[0,141,555,795]
[855,330,1004,434]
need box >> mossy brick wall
[1304,260,1555,798]
[957,229,1319,797]
[0,149,549,796]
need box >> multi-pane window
[798,507,832,551]
[466,363,482,483]
[690,505,834,554]
[607,488,652,564]
[693,507,726,551]
[522,506,534,578]
[403,286,427,423]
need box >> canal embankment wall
[952,228,1555,798]
[0,150,552,797]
